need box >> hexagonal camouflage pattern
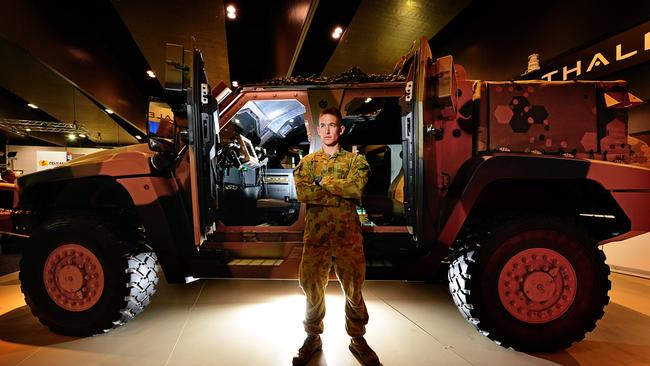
[293,148,370,336]
[478,81,632,162]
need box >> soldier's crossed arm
[319,154,369,200]
[293,157,341,206]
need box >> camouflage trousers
[299,241,369,337]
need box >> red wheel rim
[43,244,105,312]
[498,247,577,323]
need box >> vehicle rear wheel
[19,215,159,336]
[448,218,610,351]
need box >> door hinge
[425,125,444,140]
[405,81,413,102]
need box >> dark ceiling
[223,0,371,84]
[0,1,162,146]
[224,0,470,84]
[0,0,469,147]
[0,0,647,149]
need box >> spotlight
[78,134,86,138]
[332,26,343,39]
[232,80,239,88]
[105,108,114,114]
[25,128,31,132]
[135,135,142,140]
[226,4,236,19]
[67,133,76,141]
[27,103,38,109]
[146,70,156,78]
[364,97,372,103]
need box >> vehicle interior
[213,94,406,228]
[215,99,309,226]
[342,96,406,226]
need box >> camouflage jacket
[293,148,369,245]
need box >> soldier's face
[317,114,345,146]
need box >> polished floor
[0,271,648,366]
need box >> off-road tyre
[448,217,610,351]
[19,215,160,336]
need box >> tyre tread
[19,214,160,336]
[447,216,611,351]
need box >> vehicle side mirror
[147,100,176,153]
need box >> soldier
[292,107,380,366]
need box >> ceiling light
[365,97,372,103]
[135,135,142,140]
[232,80,239,88]
[25,128,31,132]
[27,103,38,109]
[67,133,76,141]
[332,26,343,39]
[105,108,114,114]
[146,70,156,78]
[226,4,236,19]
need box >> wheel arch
[439,155,632,247]
[18,175,192,283]
[19,175,136,214]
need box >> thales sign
[538,21,649,81]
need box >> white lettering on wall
[616,44,637,60]
[586,53,610,72]
[539,28,649,81]
[563,61,582,80]
[541,70,559,81]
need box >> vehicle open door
[187,49,219,245]
[402,36,455,245]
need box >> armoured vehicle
[9,38,650,351]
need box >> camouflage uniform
[294,148,370,337]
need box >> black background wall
[429,0,650,135]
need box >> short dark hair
[319,106,343,126]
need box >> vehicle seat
[362,167,405,225]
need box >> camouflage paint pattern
[629,136,650,169]
[477,80,633,162]
[294,148,370,336]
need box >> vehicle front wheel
[448,218,610,351]
[19,215,159,336]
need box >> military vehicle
[10,37,650,351]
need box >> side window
[215,99,310,227]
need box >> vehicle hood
[17,143,155,189]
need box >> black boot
[292,334,322,366]
[349,337,380,366]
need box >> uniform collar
[316,146,345,159]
